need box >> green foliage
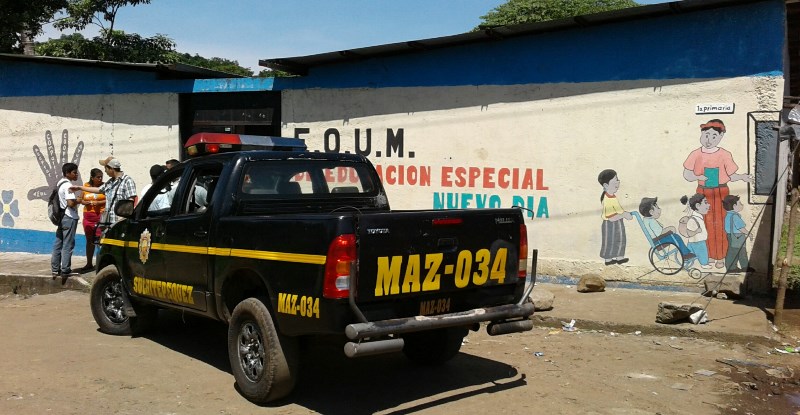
[174,53,253,77]
[256,68,295,78]
[54,0,151,38]
[476,0,640,29]
[0,0,68,52]
[35,30,179,63]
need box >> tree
[36,31,179,63]
[0,0,68,53]
[476,0,640,29]
[175,53,253,77]
[53,0,151,44]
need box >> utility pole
[775,187,798,327]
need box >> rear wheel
[402,327,467,365]
[227,297,298,403]
[90,265,157,336]
[649,242,684,275]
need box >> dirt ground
[0,291,799,415]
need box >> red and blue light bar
[184,133,307,157]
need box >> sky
[37,0,670,73]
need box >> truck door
[128,166,185,303]
[162,162,223,312]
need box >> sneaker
[616,258,629,265]
[51,272,59,280]
[700,264,712,270]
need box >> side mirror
[115,199,135,218]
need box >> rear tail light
[323,234,356,299]
[519,224,528,278]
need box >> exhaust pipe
[344,338,405,358]
[487,319,534,336]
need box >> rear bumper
[344,301,534,340]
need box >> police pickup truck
[90,132,536,403]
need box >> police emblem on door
[139,229,152,264]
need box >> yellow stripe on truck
[102,238,326,265]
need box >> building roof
[260,0,769,76]
[0,53,241,79]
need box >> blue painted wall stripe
[0,228,88,256]
[276,1,785,90]
[0,1,786,95]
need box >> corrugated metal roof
[0,53,241,79]
[260,0,771,76]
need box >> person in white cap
[71,156,137,225]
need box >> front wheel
[227,297,298,403]
[402,327,468,365]
[90,265,157,336]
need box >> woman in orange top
[78,168,106,272]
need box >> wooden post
[775,187,799,327]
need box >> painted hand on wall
[27,130,84,201]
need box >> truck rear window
[241,160,377,196]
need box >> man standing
[51,163,79,280]
[72,156,137,226]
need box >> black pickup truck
[90,133,536,403]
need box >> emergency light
[184,133,307,157]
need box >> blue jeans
[51,215,78,274]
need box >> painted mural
[28,129,85,202]
[599,119,757,281]
[597,169,632,266]
[294,127,551,219]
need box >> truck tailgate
[355,209,524,306]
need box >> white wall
[0,93,181,237]
[282,76,783,286]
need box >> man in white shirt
[51,163,80,280]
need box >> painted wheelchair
[631,212,703,279]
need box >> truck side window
[140,167,183,218]
[177,164,222,215]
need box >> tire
[227,297,298,403]
[648,242,684,275]
[90,266,158,336]
[402,327,468,365]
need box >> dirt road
[0,291,796,414]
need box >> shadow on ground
[135,310,525,414]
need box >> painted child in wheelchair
[638,197,696,264]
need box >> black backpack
[47,179,68,226]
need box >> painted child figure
[598,169,633,266]
[680,193,712,270]
[638,197,696,262]
[722,195,755,273]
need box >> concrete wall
[0,93,180,253]
[282,76,783,287]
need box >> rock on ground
[577,274,606,293]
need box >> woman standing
[78,168,105,273]
[682,119,752,268]
[598,169,633,265]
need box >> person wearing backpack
[50,163,80,281]
[679,193,712,270]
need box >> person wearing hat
[71,156,137,226]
